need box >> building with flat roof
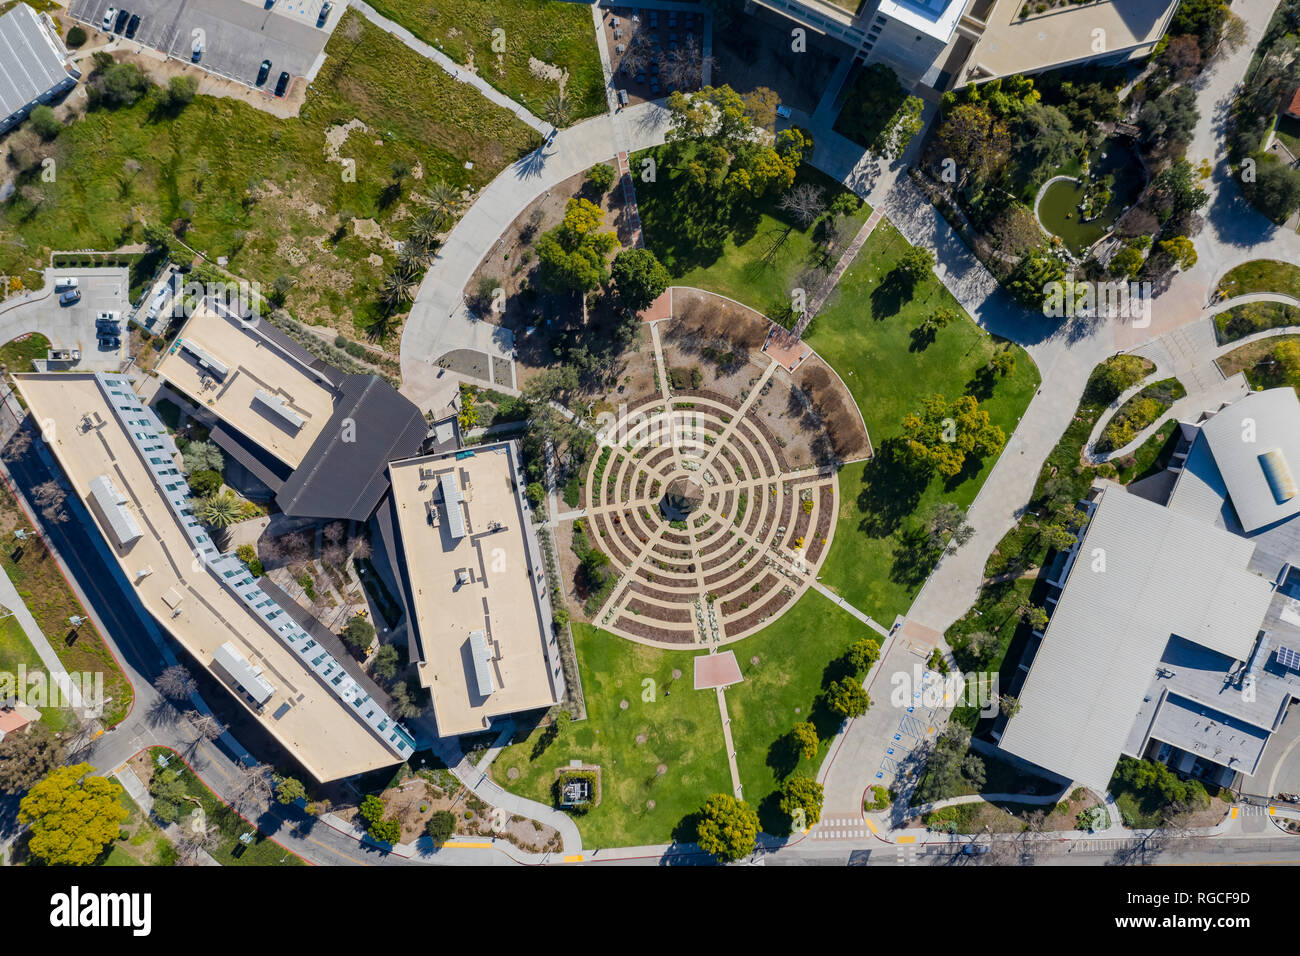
[748,0,1177,90]
[17,372,415,782]
[155,301,429,520]
[0,2,79,135]
[997,389,1300,793]
[381,443,563,736]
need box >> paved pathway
[715,685,742,800]
[810,580,891,639]
[350,0,549,134]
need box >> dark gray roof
[275,374,428,521]
[0,5,74,121]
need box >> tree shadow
[965,365,997,401]
[890,523,941,588]
[765,732,799,781]
[908,323,937,352]
[852,440,932,538]
[756,790,789,838]
[869,269,909,318]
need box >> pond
[1036,140,1145,256]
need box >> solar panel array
[1276,646,1300,671]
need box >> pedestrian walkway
[0,564,87,713]
[616,151,645,248]
[716,685,742,800]
[801,208,883,325]
[809,815,869,841]
[810,580,891,639]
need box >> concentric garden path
[582,328,839,648]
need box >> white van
[53,276,79,291]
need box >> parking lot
[0,268,129,372]
[68,0,339,91]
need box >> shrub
[586,161,617,193]
[426,810,457,844]
[27,105,61,140]
[66,25,87,47]
[188,469,223,497]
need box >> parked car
[59,289,81,306]
[191,35,203,62]
[101,7,117,31]
[54,276,79,291]
[125,14,140,39]
[114,9,129,34]
[317,2,332,27]
[256,59,272,86]
[274,71,290,96]
[961,843,989,856]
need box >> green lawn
[636,145,872,319]
[490,624,732,848]
[1216,259,1300,300]
[0,10,538,337]
[1218,333,1300,396]
[0,333,49,372]
[102,787,176,866]
[143,748,304,866]
[364,0,606,125]
[805,220,1040,621]
[0,616,78,732]
[723,591,874,831]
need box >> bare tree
[664,33,712,90]
[154,664,197,702]
[324,521,347,546]
[281,531,312,564]
[175,825,219,866]
[620,30,654,77]
[232,762,273,816]
[3,426,33,461]
[778,184,826,230]
[321,542,347,569]
[349,536,372,561]
[32,480,67,523]
[190,712,226,742]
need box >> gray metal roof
[0,4,72,121]
[88,474,142,547]
[275,374,428,521]
[439,470,466,540]
[469,629,495,697]
[213,641,276,707]
[1199,389,1300,532]
[998,486,1276,791]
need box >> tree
[1006,247,1067,311]
[32,480,67,523]
[1021,604,1050,631]
[231,763,272,816]
[27,104,60,139]
[536,198,619,294]
[663,32,712,89]
[846,638,881,674]
[777,775,824,832]
[373,643,401,680]
[926,501,973,552]
[1170,0,1229,54]
[175,825,219,865]
[155,664,197,702]
[777,183,826,229]
[821,677,870,719]
[1137,86,1199,152]
[275,776,307,805]
[1242,154,1300,224]
[901,394,1006,479]
[162,75,198,110]
[999,694,1022,718]
[424,180,462,228]
[1156,235,1197,270]
[920,307,957,337]
[427,809,457,844]
[389,680,421,719]
[789,721,819,761]
[188,468,222,496]
[369,817,402,844]
[1109,245,1145,280]
[0,722,64,795]
[934,103,1011,190]
[610,248,670,313]
[694,793,759,863]
[66,25,87,47]
[543,92,571,128]
[18,763,128,866]
[1012,101,1082,181]
[587,162,616,193]
[988,348,1016,377]
[1159,34,1203,82]
[98,62,152,107]
[343,614,376,653]
[197,490,243,533]
[896,246,935,287]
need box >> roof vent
[1260,448,1297,504]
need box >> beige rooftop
[389,446,558,735]
[17,373,401,782]
[965,0,1176,80]
[154,303,336,468]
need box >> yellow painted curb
[865,818,878,834]
[1269,806,1276,815]
[564,854,584,862]
[896,835,916,844]
[443,842,493,849]
[1230,807,1239,819]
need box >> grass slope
[364,0,606,124]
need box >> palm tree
[395,245,425,279]
[424,181,461,228]
[543,91,571,129]
[378,270,415,313]
[197,490,242,534]
[406,213,441,260]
